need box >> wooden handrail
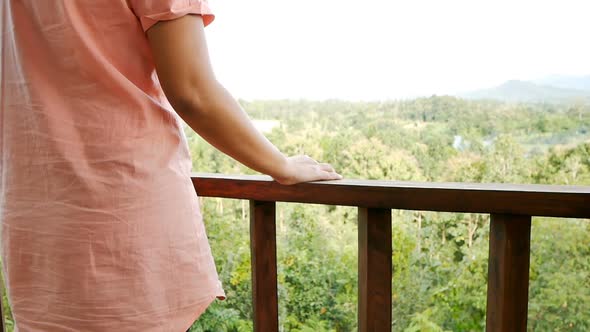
[192,173,590,332]
[1,174,586,332]
[192,173,590,218]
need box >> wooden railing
[0,174,588,332]
[191,173,590,332]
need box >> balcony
[191,173,588,332]
[1,173,588,332]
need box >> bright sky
[206,0,590,100]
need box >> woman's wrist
[268,153,292,184]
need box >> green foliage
[1,273,14,332]
[403,309,452,332]
[181,98,590,331]
[3,97,589,331]
[528,218,590,331]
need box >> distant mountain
[461,80,590,103]
[534,75,590,91]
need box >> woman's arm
[146,15,341,185]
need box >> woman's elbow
[165,82,219,118]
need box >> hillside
[182,98,590,332]
[462,80,590,103]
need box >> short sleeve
[130,0,215,32]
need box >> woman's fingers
[318,163,335,172]
[323,170,343,180]
[278,155,342,185]
[315,166,342,181]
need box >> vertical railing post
[250,200,279,332]
[358,207,392,332]
[486,214,532,332]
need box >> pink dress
[0,1,224,331]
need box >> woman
[0,1,341,331]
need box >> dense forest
[186,97,590,332]
[2,96,589,331]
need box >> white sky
[206,0,590,100]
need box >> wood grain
[250,200,279,332]
[358,208,392,332]
[192,173,590,218]
[486,214,532,332]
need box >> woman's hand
[272,155,342,185]
[147,16,342,185]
